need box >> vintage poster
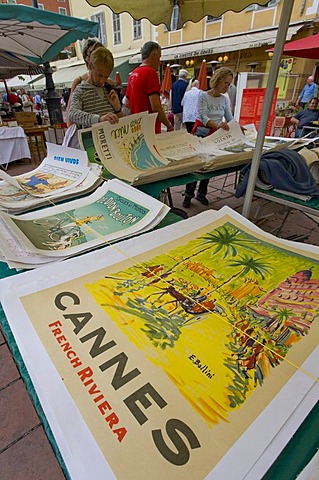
[78,127,115,180]
[78,127,101,165]
[263,58,294,100]
[201,120,254,153]
[200,120,256,170]
[0,166,102,214]
[0,180,168,261]
[0,143,90,197]
[92,113,168,184]
[155,129,203,160]
[102,112,166,170]
[0,207,318,479]
[92,113,204,185]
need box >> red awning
[268,34,319,59]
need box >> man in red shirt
[125,41,173,134]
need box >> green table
[254,187,319,217]
[137,165,240,200]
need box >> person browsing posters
[125,41,174,134]
[67,46,123,149]
[182,67,234,208]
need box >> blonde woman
[183,67,234,208]
[66,38,116,126]
[67,46,123,148]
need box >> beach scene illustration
[117,132,165,170]
[86,222,319,427]
[18,172,72,195]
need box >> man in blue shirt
[297,76,318,109]
[171,69,188,130]
[291,97,319,137]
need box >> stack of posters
[198,120,257,170]
[244,123,319,151]
[0,165,103,214]
[0,206,317,479]
[0,179,169,269]
[85,114,301,185]
[91,112,205,185]
[198,120,312,171]
[0,143,90,197]
[0,143,102,213]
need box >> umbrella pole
[241,0,295,218]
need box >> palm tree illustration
[264,306,292,332]
[210,254,272,293]
[191,224,259,260]
[275,307,292,321]
[141,224,260,287]
[104,224,260,290]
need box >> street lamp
[207,60,220,73]
[43,61,64,125]
[246,62,261,72]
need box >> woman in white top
[183,67,234,208]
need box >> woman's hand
[99,112,119,124]
[217,121,230,131]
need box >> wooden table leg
[41,132,47,152]
[27,134,36,163]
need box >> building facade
[151,0,319,102]
[68,0,155,84]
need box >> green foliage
[200,224,259,259]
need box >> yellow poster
[3,208,318,479]
[264,58,294,99]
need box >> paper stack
[0,179,169,269]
